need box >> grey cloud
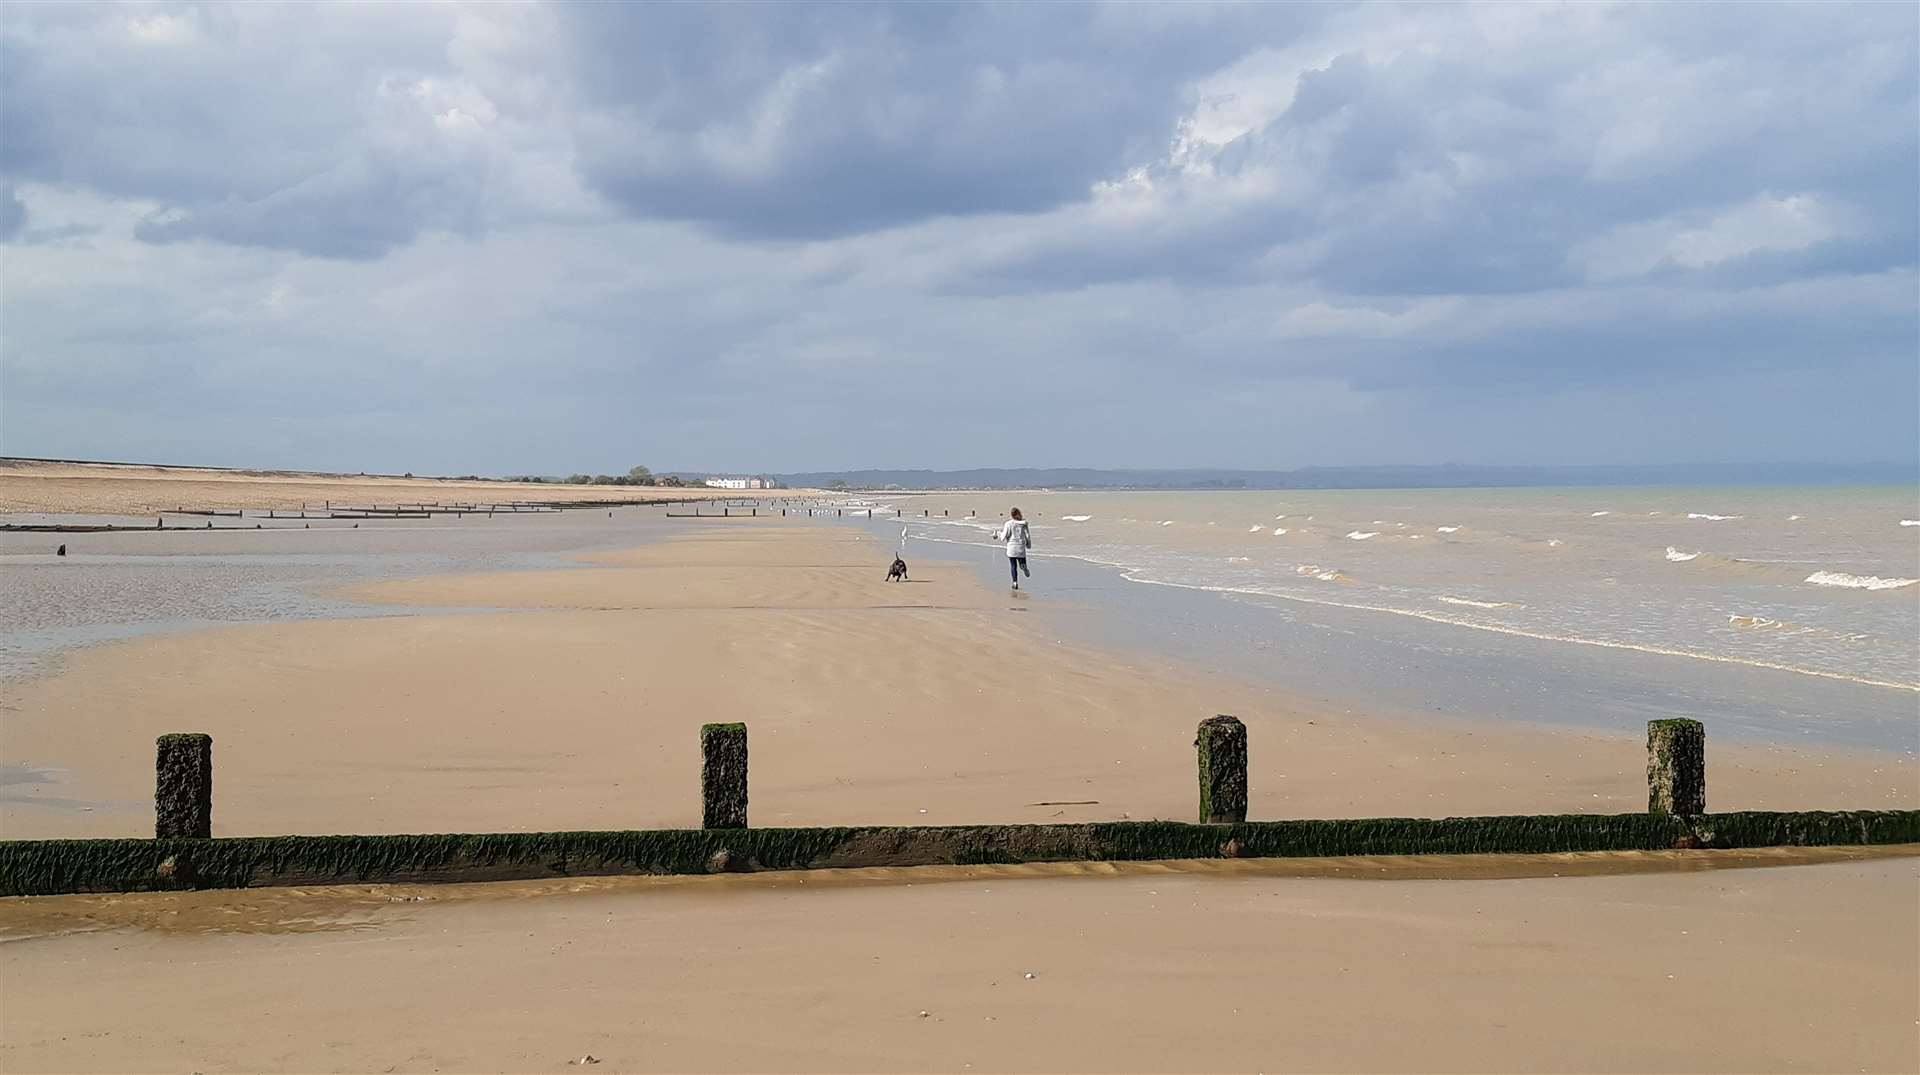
[557,3,1324,238]
[956,4,1917,298]
[0,183,23,240]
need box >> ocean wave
[1786,515,1803,521]
[1687,513,1743,521]
[1901,519,1919,527]
[1665,547,1699,562]
[1346,531,1379,540]
[1804,571,1918,591]
[1272,528,1288,536]
[1590,511,1611,517]
[1248,525,1263,532]
[1547,539,1563,547]
[1104,571,1918,693]
[1274,515,1288,520]
[889,526,1917,693]
[1438,596,1521,609]
[1061,515,1092,522]
[1436,526,1459,533]
[1727,615,1874,643]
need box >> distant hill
[771,463,1918,491]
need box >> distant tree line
[502,466,686,487]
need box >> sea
[860,486,1920,752]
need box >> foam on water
[1439,595,1521,609]
[1804,571,1918,591]
[1061,515,1092,522]
[884,486,1920,694]
[1901,519,1919,527]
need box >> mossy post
[702,722,748,829]
[1196,715,1248,824]
[1647,719,1705,816]
[155,733,212,839]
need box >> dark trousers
[1009,555,1029,583]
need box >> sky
[1,2,1915,476]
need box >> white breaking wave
[1248,525,1263,532]
[1096,568,1919,693]
[1687,513,1742,521]
[1590,511,1611,516]
[1274,514,1288,520]
[1272,527,1288,536]
[1547,539,1563,547]
[1160,520,1174,526]
[1666,547,1700,562]
[1901,519,1919,527]
[1347,531,1379,540]
[1436,526,1459,533]
[1787,515,1803,521]
[892,528,1918,693]
[1061,515,1092,522]
[1804,571,1918,591]
[1438,596,1521,609]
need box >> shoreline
[841,507,1920,753]
[5,521,1911,842]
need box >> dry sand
[2,521,1917,1072]
[0,459,732,515]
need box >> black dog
[886,555,909,582]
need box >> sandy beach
[0,459,730,515]
[3,524,1913,839]
[3,514,1917,1072]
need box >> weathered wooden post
[1647,719,1705,815]
[702,723,748,829]
[156,733,213,838]
[1196,715,1248,824]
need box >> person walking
[997,508,1033,590]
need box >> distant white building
[703,477,769,490]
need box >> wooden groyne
[2,497,701,534]
[3,717,1913,897]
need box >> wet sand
[3,520,1918,1072]
[0,459,729,514]
[2,855,1915,1072]
[3,525,1913,838]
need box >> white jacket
[997,519,1032,557]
